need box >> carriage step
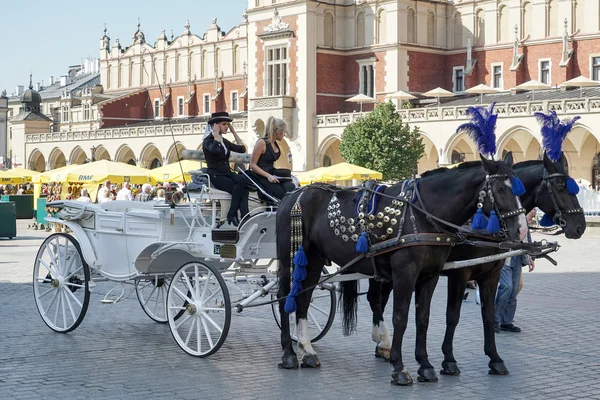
[212,229,239,244]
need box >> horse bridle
[534,169,584,227]
[477,173,526,238]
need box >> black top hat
[208,111,233,125]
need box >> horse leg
[478,266,509,376]
[294,255,324,368]
[367,280,393,361]
[414,274,440,383]
[440,269,470,376]
[389,261,418,386]
[277,244,298,369]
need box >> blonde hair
[157,189,165,198]
[263,117,287,143]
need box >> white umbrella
[387,90,416,109]
[513,80,551,101]
[345,94,376,112]
[559,75,599,98]
[423,87,455,106]
[465,84,499,104]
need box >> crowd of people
[0,184,34,195]
[92,181,171,204]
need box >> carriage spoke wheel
[33,233,90,333]
[167,262,231,357]
[271,283,336,343]
[136,276,185,323]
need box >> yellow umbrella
[7,167,40,181]
[321,162,383,181]
[32,164,82,183]
[295,167,329,185]
[0,170,26,185]
[64,160,155,184]
[150,160,203,183]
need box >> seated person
[202,111,249,227]
[248,117,296,200]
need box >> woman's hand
[268,174,280,184]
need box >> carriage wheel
[33,233,90,333]
[136,276,186,323]
[271,283,336,343]
[167,262,231,357]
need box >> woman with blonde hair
[249,117,296,200]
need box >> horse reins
[534,169,584,228]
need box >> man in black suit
[202,112,249,226]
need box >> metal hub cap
[186,303,198,315]
[50,278,62,288]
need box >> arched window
[574,0,584,33]
[407,8,416,43]
[547,0,558,37]
[454,12,463,48]
[201,50,207,78]
[475,9,485,45]
[215,48,220,75]
[427,11,435,46]
[324,12,335,47]
[141,59,146,85]
[232,45,239,74]
[356,12,365,47]
[498,5,510,42]
[522,2,533,39]
[377,9,387,44]
[175,54,180,82]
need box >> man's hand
[529,259,535,272]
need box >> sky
[0,0,248,96]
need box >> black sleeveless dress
[250,139,296,200]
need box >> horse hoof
[489,361,509,375]
[440,361,461,376]
[301,354,321,368]
[278,354,299,370]
[375,346,391,361]
[391,369,413,386]
[417,367,438,382]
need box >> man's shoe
[227,215,240,227]
[499,323,521,333]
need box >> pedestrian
[154,188,166,202]
[116,182,134,201]
[135,183,153,202]
[77,188,92,203]
[495,208,536,333]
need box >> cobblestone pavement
[1,221,600,400]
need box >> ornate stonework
[264,8,289,33]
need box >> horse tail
[339,280,359,336]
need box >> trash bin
[0,202,17,239]
[36,197,48,225]
[1,195,34,219]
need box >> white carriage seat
[187,169,232,217]
[100,200,156,213]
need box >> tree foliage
[339,101,425,182]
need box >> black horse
[366,152,586,376]
[275,155,527,385]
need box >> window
[592,57,600,80]
[498,6,509,42]
[426,11,435,46]
[453,67,464,93]
[492,64,503,89]
[154,99,160,118]
[356,12,365,47]
[357,59,375,98]
[231,91,239,112]
[539,60,551,85]
[266,46,288,96]
[203,94,210,114]
[83,104,90,120]
[177,97,185,117]
[324,12,335,47]
[377,9,386,44]
[407,9,416,43]
[62,106,69,123]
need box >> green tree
[339,101,424,182]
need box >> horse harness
[534,169,584,227]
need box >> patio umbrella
[0,170,26,185]
[513,80,551,101]
[465,84,499,104]
[345,94,376,112]
[321,162,383,181]
[422,87,455,106]
[64,160,154,185]
[6,167,40,182]
[295,167,329,186]
[32,164,82,184]
[559,75,599,98]
[149,160,203,183]
[387,90,416,108]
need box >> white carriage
[33,153,336,357]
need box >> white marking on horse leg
[372,324,380,344]
[378,322,392,350]
[297,318,317,356]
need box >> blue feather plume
[456,102,498,158]
[534,111,581,162]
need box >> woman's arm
[203,134,225,155]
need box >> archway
[497,127,539,163]
[94,145,111,161]
[140,144,163,169]
[166,142,186,164]
[48,148,67,170]
[417,133,438,174]
[28,150,46,172]
[275,139,292,170]
[319,138,344,167]
[254,119,265,138]
[69,147,88,165]
[115,145,137,165]
[446,133,477,164]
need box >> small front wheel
[167,262,231,357]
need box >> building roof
[10,111,53,122]
[7,72,101,103]
[20,88,42,104]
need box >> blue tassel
[356,232,369,253]
[293,245,308,267]
[284,295,296,313]
[566,177,579,195]
[539,213,555,227]
[511,176,526,196]
[471,208,488,230]
[292,263,307,282]
[487,210,501,234]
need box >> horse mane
[420,161,483,179]
[514,160,542,168]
